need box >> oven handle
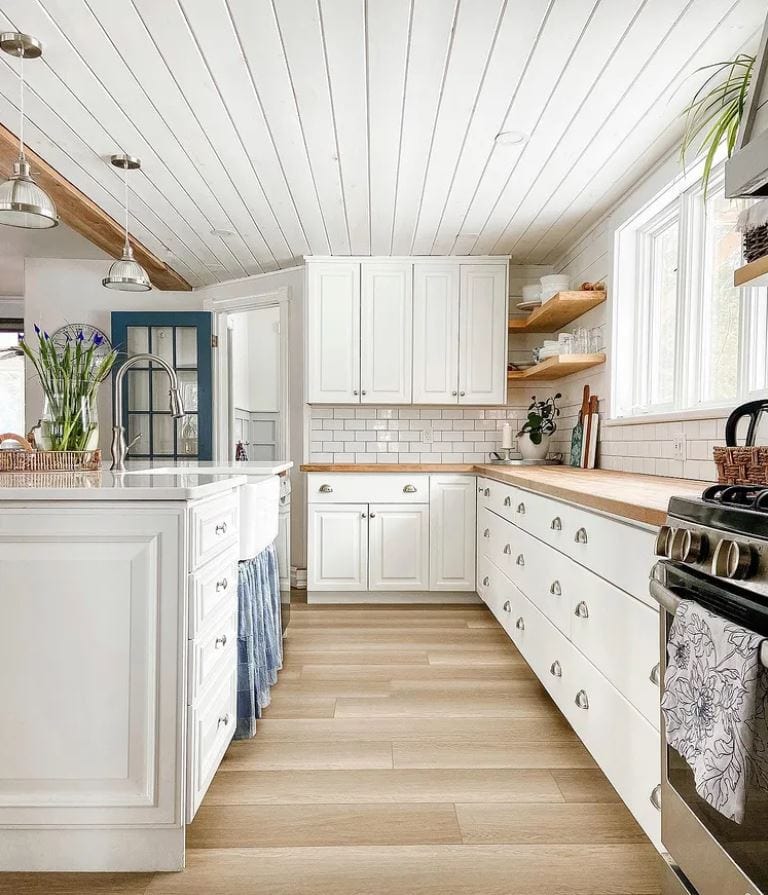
[649,578,768,669]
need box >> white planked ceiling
[0,0,763,286]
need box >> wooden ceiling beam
[0,123,191,292]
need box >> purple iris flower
[77,330,85,342]
[34,323,40,335]
[43,331,50,340]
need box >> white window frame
[612,159,768,422]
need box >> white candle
[501,422,512,450]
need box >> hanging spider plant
[680,53,754,198]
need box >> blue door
[111,311,213,461]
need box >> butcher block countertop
[301,463,710,528]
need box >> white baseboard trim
[306,590,481,605]
[0,827,185,872]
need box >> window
[613,161,766,419]
[0,323,25,436]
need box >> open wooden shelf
[508,291,606,333]
[735,255,768,288]
[507,353,606,381]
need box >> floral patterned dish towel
[661,599,768,823]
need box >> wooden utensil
[586,395,599,469]
[579,386,591,467]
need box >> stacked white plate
[517,283,542,311]
[540,274,570,302]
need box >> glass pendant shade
[102,244,151,292]
[0,159,58,228]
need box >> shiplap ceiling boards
[0,0,763,286]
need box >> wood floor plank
[261,697,336,719]
[271,679,393,697]
[219,740,393,771]
[333,693,554,719]
[146,845,664,895]
[551,769,623,803]
[0,875,152,895]
[281,650,430,666]
[287,630,512,649]
[426,650,527,666]
[186,803,462,848]
[392,740,597,769]
[456,803,648,844]
[299,663,531,681]
[389,677,541,694]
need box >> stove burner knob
[654,525,675,557]
[712,539,756,580]
[670,528,708,564]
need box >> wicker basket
[713,446,768,485]
[0,436,102,473]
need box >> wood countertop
[300,463,710,527]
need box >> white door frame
[206,287,290,462]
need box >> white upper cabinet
[306,261,361,403]
[412,264,460,404]
[306,257,508,405]
[360,262,413,404]
[459,264,508,405]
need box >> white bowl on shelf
[522,283,541,302]
[540,274,570,302]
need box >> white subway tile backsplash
[334,408,355,419]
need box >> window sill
[605,407,732,427]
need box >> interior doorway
[0,321,25,437]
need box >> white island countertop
[123,459,293,477]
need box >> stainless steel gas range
[651,484,768,895]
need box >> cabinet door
[308,504,368,591]
[368,504,429,591]
[360,262,413,404]
[458,263,508,405]
[412,264,459,404]
[306,262,360,403]
[429,475,476,591]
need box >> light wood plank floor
[1,600,665,895]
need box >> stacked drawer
[186,491,240,822]
[476,476,662,847]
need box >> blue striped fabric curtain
[235,542,283,739]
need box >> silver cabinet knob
[216,578,228,593]
[503,496,511,507]
[217,713,230,729]
[550,580,562,596]
[574,527,588,544]
[575,689,589,710]
[478,485,484,494]
[353,389,359,396]
[550,516,562,531]
[483,528,490,539]
[650,784,661,810]
[650,663,661,685]
[517,502,526,515]
[215,634,228,649]
[319,484,333,493]
[361,512,367,518]
[516,554,525,567]
[484,488,490,497]
[369,512,376,518]
[460,391,466,396]
[503,544,512,554]
[361,390,367,395]
[451,390,458,396]
[574,601,589,619]
[403,484,417,493]
[482,576,490,586]
[215,522,228,535]
[515,616,525,631]
[550,660,562,678]
[503,600,511,613]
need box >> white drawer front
[477,476,518,522]
[186,666,236,823]
[567,564,660,729]
[188,601,238,704]
[188,547,239,639]
[308,473,429,503]
[476,554,516,627]
[190,491,239,569]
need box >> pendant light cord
[18,48,25,160]
[123,162,130,254]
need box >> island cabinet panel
[0,506,185,827]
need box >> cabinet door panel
[412,264,459,404]
[308,504,368,591]
[360,263,412,404]
[459,264,508,404]
[368,504,429,591]
[429,475,476,591]
[307,262,360,403]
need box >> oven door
[654,561,768,895]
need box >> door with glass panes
[111,312,213,460]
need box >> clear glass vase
[39,382,99,452]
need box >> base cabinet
[430,475,476,590]
[369,504,429,590]
[308,504,368,591]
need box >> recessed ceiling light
[495,130,528,146]
[210,228,234,238]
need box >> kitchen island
[0,466,281,872]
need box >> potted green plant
[680,54,754,197]
[20,325,118,452]
[517,393,561,460]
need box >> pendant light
[102,154,151,292]
[0,33,58,229]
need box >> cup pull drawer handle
[503,544,512,555]
[403,484,417,493]
[574,527,588,544]
[516,554,525,567]
[482,576,490,586]
[216,578,228,592]
[574,601,589,619]
[650,784,661,811]
[516,502,526,515]
[217,713,230,729]
[503,496,511,507]
[215,522,228,535]
[215,634,228,649]
[575,689,589,710]
[550,580,562,596]
[515,617,525,631]
[484,488,490,497]
[503,600,511,613]
[319,484,333,493]
[550,516,562,530]
[550,660,562,678]
[483,528,490,538]
[650,663,661,686]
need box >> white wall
[23,258,201,452]
[229,305,281,414]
